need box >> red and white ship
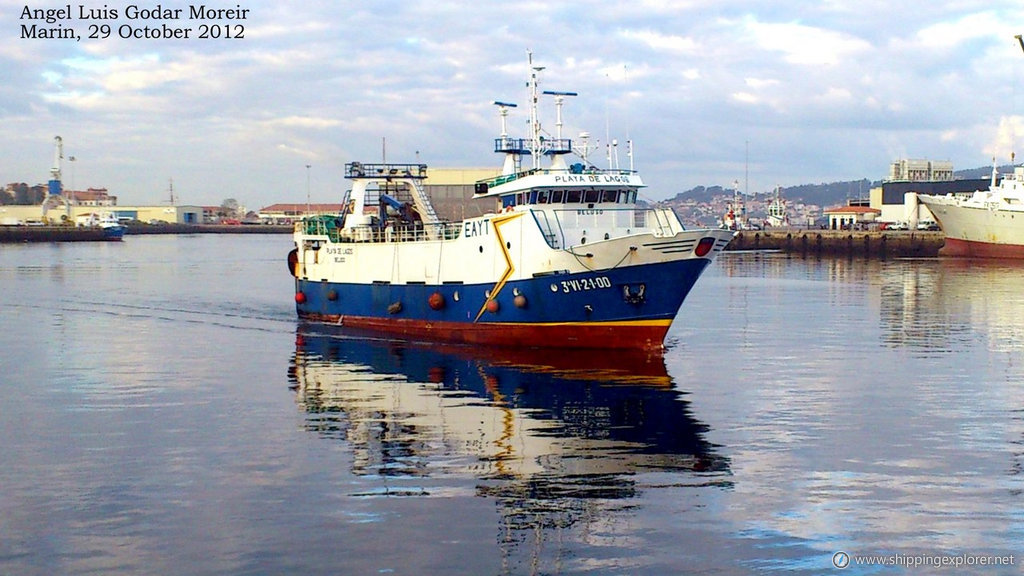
[918,36,1024,258]
[919,163,1024,258]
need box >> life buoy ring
[504,205,514,213]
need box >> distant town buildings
[69,188,117,206]
[4,183,116,207]
[258,203,345,225]
[0,158,1003,230]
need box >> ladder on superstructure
[346,162,441,225]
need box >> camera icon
[832,551,851,569]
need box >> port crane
[41,135,71,223]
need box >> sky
[2,1,1023,209]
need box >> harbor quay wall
[0,225,109,243]
[725,229,945,258]
[0,224,292,243]
[3,224,944,258]
[125,224,292,235]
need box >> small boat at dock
[76,212,126,241]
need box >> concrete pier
[726,229,944,258]
[0,225,109,243]
[0,224,292,243]
[4,223,943,258]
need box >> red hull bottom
[298,312,672,350]
[939,237,1024,258]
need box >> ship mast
[492,53,576,175]
[1016,35,1024,166]
[527,51,544,171]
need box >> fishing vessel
[720,182,751,231]
[918,162,1024,258]
[765,186,789,228]
[288,54,735,349]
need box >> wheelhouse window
[528,188,635,205]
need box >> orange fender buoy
[428,292,445,310]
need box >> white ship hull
[919,166,1024,258]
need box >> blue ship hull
[102,225,126,240]
[295,258,712,349]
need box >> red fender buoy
[295,291,307,304]
[428,292,445,310]
[486,299,500,314]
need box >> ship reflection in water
[288,322,730,536]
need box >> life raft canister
[287,248,299,277]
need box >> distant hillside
[668,179,876,208]
[669,164,1011,207]
[954,164,1011,181]
[665,185,731,204]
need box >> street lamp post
[67,155,76,221]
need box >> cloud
[743,17,872,66]
[620,29,699,54]
[0,0,1021,205]
[984,115,1024,161]
[914,11,1005,51]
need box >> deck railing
[297,217,461,243]
[297,206,683,248]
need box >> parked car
[885,221,909,230]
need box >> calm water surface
[1,235,1021,575]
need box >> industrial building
[256,167,502,224]
[0,202,203,226]
[870,159,990,224]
